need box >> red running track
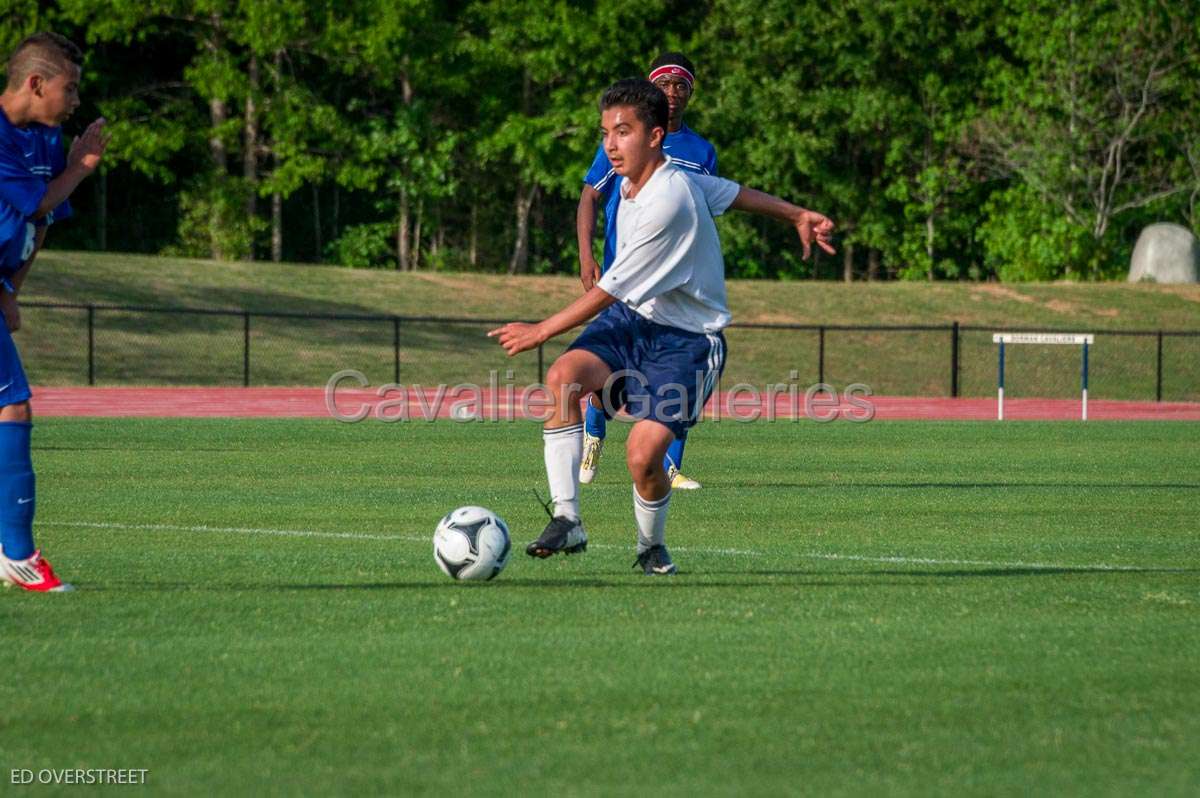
[28,386,1200,421]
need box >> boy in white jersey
[489,79,834,574]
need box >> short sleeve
[706,144,718,177]
[0,144,47,219]
[583,143,618,199]
[686,173,740,217]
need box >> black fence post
[1156,331,1163,402]
[243,312,251,387]
[393,317,401,384]
[951,321,960,398]
[87,305,95,386]
[818,326,825,386]
[537,344,545,385]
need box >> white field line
[39,520,1189,572]
[796,552,1189,572]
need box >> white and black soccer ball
[433,506,511,581]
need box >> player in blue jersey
[0,33,107,591]
[490,79,834,574]
[576,53,715,491]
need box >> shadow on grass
[725,482,1200,491]
[733,567,1199,578]
[74,565,1198,593]
[80,576,872,591]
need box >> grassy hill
[17,250,1200,398]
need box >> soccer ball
[433,506,511,581]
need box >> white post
[1081,340,1090,422]
[997,339,1005,421]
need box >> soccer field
[4,418,1199,795]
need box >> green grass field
[3,418,1198,795]
[18,251,1200,399]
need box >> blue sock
[0,422,35,561]
[664,435,687,472]
[584,400,607,439]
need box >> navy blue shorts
[567,303,726,438]
[0,321,31,407]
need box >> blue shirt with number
[0,111,72,275]
[583,123,718,271]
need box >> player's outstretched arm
[488,286,618,357]
[35,117,108,218]
[730,187,835,259]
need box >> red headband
[648,65,694,88]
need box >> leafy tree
[973,0,1200,277]
[32,0,1200,281]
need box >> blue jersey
[0,111,72,275]
[583,123,717,271]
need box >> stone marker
[1128,223,1199,283]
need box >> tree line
[5,0,1198,280]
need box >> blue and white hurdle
[993,333,1094,421]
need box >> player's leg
[664,431,701,490]
[0,321,71,591]
[580,395,606,484]
[528,349,612,558]
[625,325,725,574]
[0,396,69,592]
[626,419,677,575]
[580,303,629,485]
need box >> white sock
[543,424,583,520]
[633,487,671,553]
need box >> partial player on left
[0,32,108,592]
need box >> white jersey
[597,157,740,334]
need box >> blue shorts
[0,322,31,407]
[568,303,726,438]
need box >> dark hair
[599,79,669,133]
[5,32,83,91]
[648,52,696,82]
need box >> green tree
[974,0,1200,278]
[696,0,997,281]
[465,0,698,273]
[0,0,50,55]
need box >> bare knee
[0,401,31,423]
[625,442,661,484]
[545,360,581,395]
[547,361,582,397]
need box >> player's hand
[487,322,545,357]
[0,290,20,333]
[793,209,836,260]
[68,118,110,174]
[580,257,601,292]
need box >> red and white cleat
[1,549,73,592]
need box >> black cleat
[526,516,588,559]
[633,545,677,575]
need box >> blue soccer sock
[0,421,35,561]
[584,399,607,439]
[663,434,687,473]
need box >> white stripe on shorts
[692,333,723,422]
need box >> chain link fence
[18,302,1200,401]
